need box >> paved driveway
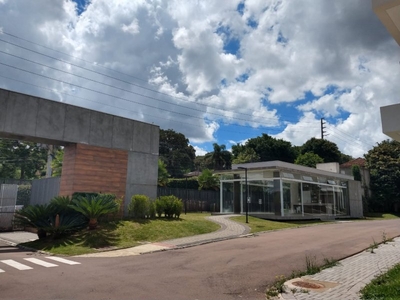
[1,219,400,300]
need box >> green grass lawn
[230,216,324,233]
[21,213,220,256]
[364,213,400,220]
[360,263,400,300]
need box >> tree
[294,152,324,168]
[208,143,232,170]
[198,169,219,190]
[158,159,170,187]
[51,148,64,177]
[194,155,213,171]
[300,138,341,163]
[365,140,400,212]
[159,129,196,178]
[234,134,297,163]
[232,147,260,164]
[352,165,362,181]
[0,139,47,179]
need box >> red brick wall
[59,144,128,199]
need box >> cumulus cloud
[0,0,398,157]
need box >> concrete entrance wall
[59,144,128,198]
[0,88,159,214]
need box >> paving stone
[281,238,400,300]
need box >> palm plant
[198,169,220,190]
[14,201,87,239]
[69,194,119,229]
[14,204,52,239]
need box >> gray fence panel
[0,178,32,185]
[157,187,220,212]
[30,177,61,206]
[0,184,18,230]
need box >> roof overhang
[215,161,354,181]
[373,0,400,46]
[381,104,400,141]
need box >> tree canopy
[232,134,297,163]
[300,138,341,163]
[157,159,170,187]
[197,169,219,190]
[294,152,324,168]
[365,140,400,212]
[232,147,260,164]
[159,129,196,178]
[0,139,47,179]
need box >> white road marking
[24,258,58,268]
[1,259,33,270]
[0,269,4,273]
[45,257,81,265]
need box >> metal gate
[0,184,19,231]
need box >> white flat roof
[216,160,354,181]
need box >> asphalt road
[1,219,400,300]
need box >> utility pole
[321,118,327,140]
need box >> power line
[0,49,285,125]
[0,36,296,124]
[0,74,307,137]
[0,31,311,123]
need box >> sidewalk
[280,237,400,300]
[77,214,250,257]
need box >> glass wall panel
[241,180,275,214]
[221,182,234,213]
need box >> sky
[0,0,399,158]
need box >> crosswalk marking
[0,269,4,273]
[46,256,81,265]
[1,259,33,270]
[24,258,58,268]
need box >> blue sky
[0,0,398,158]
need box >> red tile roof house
[340,158,371,199]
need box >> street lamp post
[238,167,249,223]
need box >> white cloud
[192,146,208,156]
[0,0,398,158]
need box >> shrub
[17,185,31,206]
[128,195,150,219]
[50,196,75,215]
[14,203,86,239]
[155,198,165,218]
[157,195,184,219]
[148,201,156,219]
[69,194,119,229]
[173,198,183,218]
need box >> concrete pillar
[124,151,158,215]
[59,143,128,200]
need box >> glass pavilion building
[215,161,363,220]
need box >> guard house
[215,161,363,220]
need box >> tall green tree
[0,139,47,179]
[51,148,64,177]
[300,138,341,163]
[233,134,297,163]
[365,140,400,212]
[158,159,170,187]
[295,152,324,168]
[159,129,196,178]
[208,143,232,170]
[351,165,362,182]
[232,147,260,164]
[194,155,213,171]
